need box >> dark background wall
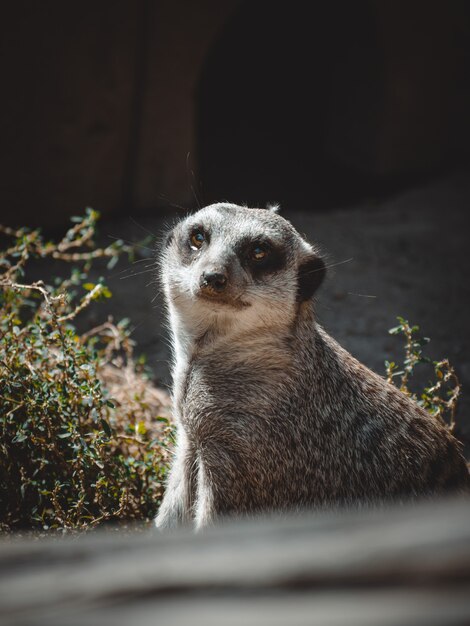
[198,0,470,210]
[0,0,239,227]
[0,0,469,227]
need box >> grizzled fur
[155,203,470,530]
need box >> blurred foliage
[0,209,173,533]
[385,316,461,432]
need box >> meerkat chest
[179,350,292,428]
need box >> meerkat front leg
[194,455,216,531]
[155,427,194,529]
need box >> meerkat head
[160,203,325,336]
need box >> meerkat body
[155,203,469,530]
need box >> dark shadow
[197,0,384,211]
[196,0,470,212]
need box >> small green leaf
[136,422,147,435]
[155,416,169,424]
[100,419,112,437]
[107,255,119,270]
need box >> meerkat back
[155,203,470,530]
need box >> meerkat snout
[200,270,228,294]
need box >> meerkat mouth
[197,291,251,310]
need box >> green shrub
[0,210,173,532]
[385,316,461,432]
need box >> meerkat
[155,203,470,530]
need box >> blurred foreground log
[0,497,469,625]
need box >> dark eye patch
[189,228,206,250]
[187,224,210,248]
[186,224,210,254]
[237,237,286,278]
[172,224,211,265]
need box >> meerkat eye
[251,245,268,261]
[190,230,205,250]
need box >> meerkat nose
[201,270,228,293]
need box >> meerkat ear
[265,203,280,213]
[297,253,325,301]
